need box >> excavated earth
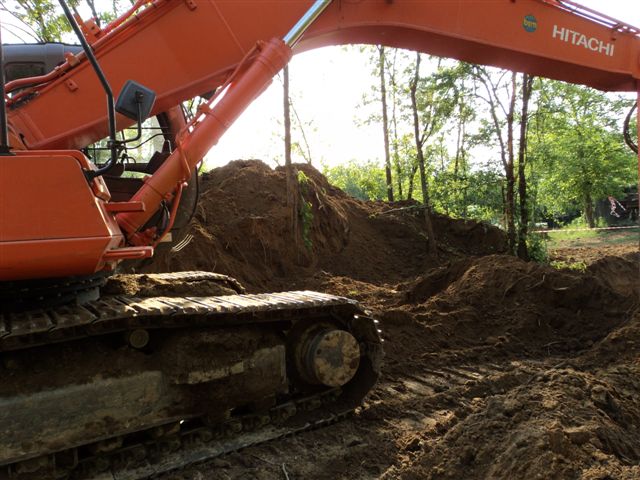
[140,160,640,480]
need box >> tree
[530,81,635,227]
[409,54,459,255]
[272,67,315,166]
[430,68,475,219]
[516,73,534,260]
[283,64,293,202]
[471,67,520,252]
[378,46,394,201]
[0,0,73,41]
[359,47,420,201]
[283,65,297,216]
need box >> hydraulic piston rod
[284,0,332,47]
[117,1,333,244]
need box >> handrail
[537,0,640,36]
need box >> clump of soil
[374,254,640,480]
[587,252,640,298]
[103,272,243,297]
[403,361,640,480]
[143,160,507,290]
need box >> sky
[209,0,640,170]
[0,1,638,170]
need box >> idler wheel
[299,329,361,387]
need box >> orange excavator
[0,0,637,478]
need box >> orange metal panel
[0,152,123,280]
[0,237,115,280]
[303,1,639,90]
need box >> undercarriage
[0,272,382,479]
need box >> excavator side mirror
[116,80,156,122]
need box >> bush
[527,232,549,264]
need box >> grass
[546,226,639,249]
[549,260,588,272]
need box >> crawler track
[0,272,382,479]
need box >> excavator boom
[6,0,639,154]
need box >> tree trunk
[378,46,394,202]
[473,67,519,254]
[85,0,101,26]
[284,65,292,202]
[283,66,298,239]
[517,74,534,260]
[410,53,437,256]
[584,192,596,228]
[392,97,403,199]
[389,49,403,200]
[505,72,517,254]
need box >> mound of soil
[143,160,507,290]
[146,160,640,480]
[397,255,637,357]
[376,255,640,480]
[587,252,640,299]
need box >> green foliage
[526,232,548,263]
[2,0,74,41]
[564,216,606,229]
[431,169,504,224]
[296,171,313,249]
[529,81,636,224]
[549,260,587,272]
[323,159,387,201]
[297,170,309,185]
[411,58,463,149]
[1,1,133,42]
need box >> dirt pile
[161,251,640,480]
[147,159,640,480]
[144,160,507,290]
[394,254,637,357]
[401,358,640,480]
[587,252,640,299]
[374,254,640,480]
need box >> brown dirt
[551,243,638,268]
[103,273,243,297]
[146,161,640,480]
[141,160,508,290]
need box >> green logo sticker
[523,15,537,33]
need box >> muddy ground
[150,161,639,480]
